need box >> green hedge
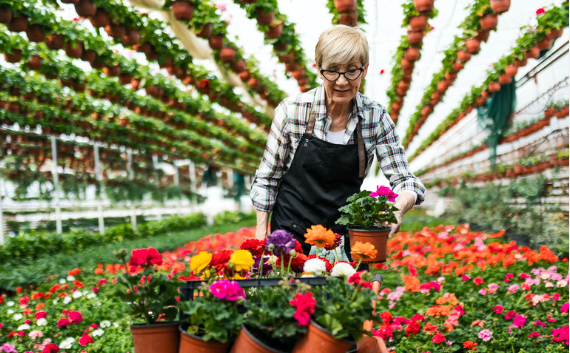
[0,213,207,265]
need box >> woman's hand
[388,191,416,237]
[255,210,270,240]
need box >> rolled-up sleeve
[250,101,291,212]
[375,110,426,205]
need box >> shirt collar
[314,84,365,121]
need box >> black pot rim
[309,320,356,344]
[130,320,182,329]
[242,324,287,353]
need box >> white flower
[7,301,15,306]
[557,280,567,288]
[96,301,102,306]
[265,255,279,265]
[13,313,22,320]
[7,309,14,315]
[29,330,43,339]
[59,279,67,284]
[303,258,327,276]
[87,293,97,299]
[541,273,551,280]
[63,296,73,304]
[100,321,111,328]
[17,324,30,330]
[331,262,356,278]
[59,337,75,349]
[113,322,119,328]
[66,275,75,281]
[36,318,47,326]
[72,291,83,298]
[52,299,59,305]
[92,329,104,337]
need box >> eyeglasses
[319,66,365,82]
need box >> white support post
[94,144,104,234]
[227,168,233,188]
[127,149,137,230]
[173,161,181,216]
[0,176,4,245]
[189,161,197,210]
[51,136,62,234]
[152,154,162,221]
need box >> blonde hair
[315,25,369,69]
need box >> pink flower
[78,334,93,346]
[461,275,470,281]
[35,312,47,320]
[533,320,546,327]
[561,302,569,313]
[209,280,245,301]
[536,7,545,15]
[373,327,393,340]
[410,314,425,322]
[487,283,499,293]
[512,315,526,328]
[478,288,487,295]
[29,330,43,339]
[473,277,484,285]
[492,305,503,314]
[216,4,226,11]
[68,311,83,324]
[520,273,531,279]
[0,344,18,353]
[551,326,569,345]
[57,318,70,327]
[507,284,519,293]
[369,186,398,202]
[504,310,517,320]
[290,292,316,327]
[528,332,541,338]
[478,329,493,342]
[42,344,59,353]
[504,273,513,283]
[432,333,446,344]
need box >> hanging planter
[488,81,501,92]
[537,37,553,50]
[81,49,96,63]
[220,47,236,62]
[436,80,448,93]
[103,65,121,77]
[407,31,424,45]
[265,23,283,39]
[75,0,97,17]
[238,70,251,82]
[105,23,126,38]
[256,8,274,26]
[339,11,358,27]
[6,16,28,32]
[28,55,42,70]
[401,58,414,70]
[475,29,490,43]
[119,73,132,85]
[505,65,518,77]
[465,38,481,53]
[231,60,246,73]
[498,73,512,84]
[64,41,83,58]
[208,34,224,50]
[452,61,464,72]
[402,73,412,83]
[397,81,410,92]
[291,69,306,80]
[278,51,294,63]
[479,13,498,30]
[514,58,527,67]
[457,50,472,63]
[122,29,141,46]
[409,15,427,32]
[196,23,212,39]
[404,47,420,61]
[134,42,151,54]
[26,24,46,42]
[445,71,457,82]
[4,50,22,63]
[247,77,260,90]
[273,42,288,51]
[74,81,86,92]
[524,46,540,59]
[172,1,194,21]
[46,34,64,50]
[0,7,12,23]
[89,8,110,27]
[546,28,563,39]
[490,0,510,14]
[334,0,356,12]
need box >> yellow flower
[350,241,378,260]
[304,225,336,248]
[229,250,254,272]
[190,251,212,273]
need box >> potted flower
[114,247,182,353]
[179,280,245,352]
[336,186,399,263]
[292,273,377,353]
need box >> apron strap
[305,87,366,178]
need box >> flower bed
[0,224,567,352]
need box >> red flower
[68,311,83,324]
[536,8,545,15]
[492,305,503,314]
[57,318,71,327]
[379,69,385,74]
[380,311,393,326]
[210,250,233,272]
[290,253,308,273]
[348,271,372,289]
[324,233,342,251]
[432,332,446,343]
[129,247,163,267]
[405,321,420,336]
[68,268,81,276]
[73,280,84,288]
[43,344,60,353]
[410,314,425,322]
[473,277,484,285]
[19,296,30,305]
[463,340,477,349]
[240,239,266,257]
[504,310,517,320]
[290,292,316,326]
[79,333,94,346]
[373,327,393,339]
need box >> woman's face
[318,61,368,106]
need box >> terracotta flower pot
[265,23,283,39]
[476,29,490,43]
[445,71,457,82]
[452,61,464,72]
[404,47,420,62]
[172,1,193,21]
[401,58,414,70]
[488,81,501,92]
[105,23,125,38]
[279,51,294,63]
[402,73,412,83]
[81,49,96,63]
[479,13,498,30]
[4,50,22,63]
[555,108,568,119]
[238,71,251,82]
[457,50,471,63]
[219,47,236,62]
[65,41,83,58]
[339,11,358,27]
[256,8,274,26]
[392,102,402,111]
[465,38,480,53]
[421,105,432,116]
[273,42,288,51]
[119,73,132,85]
[413,0,434,12]
[230,325,286,353]
[436,80,448,93]
[209,34,224,50]
[6,16,27,32]
[74,0,97,17]
[544,107,555,119]
[0,7,12,24]
[28,55,42,70]
[292,69,306,80]
[546,28,563,39]
[397,82,410,91]
[348,227,390,263]
[293,321,354,353]
[490,0,510,14]
[515,58,527,67]
[231,60,246,73]
[122,29,140,46]
[196,23,212,39]
[334,0,356,12]
[402,66,413,75]
[409,15,427,32]
[505,65,518,77]
[499,74,512,85]
[537,37,553,50]
[524,46,540,59]
[89,8,110,28]
[26,24,46,42]
[407,31,424,45]
[247,78,261,90]
[130,322,180,353]
[179,325,231,353]
[46,34,64,50]
[103,65,120,77]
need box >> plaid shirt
[251,85,426,212]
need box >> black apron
[270,93,367,258]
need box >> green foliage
[312,276,377,341]
[213,211,255,226]
[337,190,398,229]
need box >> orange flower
[304,225,335,248]
[67,268,81,276]
[403,275,420,292]
[351,241,378,260]
[36,303,45,310]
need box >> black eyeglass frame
[319,66,365,82]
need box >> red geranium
[35,311,47,320]
[129,247,163,267]
[406,321,420,336]
[68,311,83,324]
[432,332,446,343]
[348,271,372,289]
[536,7,545,15]
[290,292,316,326]
[79,333,94,346]
[380,311,393,326]
[57,318,70,327]
[240,239,266,257]
[43,344,60,353]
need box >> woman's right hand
[255,210,269,240]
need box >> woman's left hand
[388,211,403,238]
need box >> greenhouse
[0,0,568,352]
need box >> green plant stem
[286,254,293,277]
[258,248,265,278]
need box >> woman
[250,25,426,257]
